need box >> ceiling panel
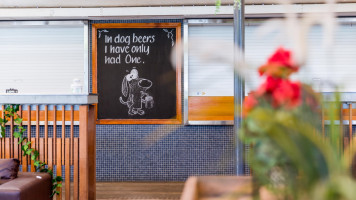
[0,0,354,8]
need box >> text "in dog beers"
[103,33,156,65]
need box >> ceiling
[0,0,355,8]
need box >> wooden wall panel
[188,97,356,122]
[188,96,234,121]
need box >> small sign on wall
[92,23,182,124]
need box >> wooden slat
[28,105,31,141]
[45,105,48,164]
[56,138,62,200]
[18,106,22,163]
[36,105,40,152]
[26,105,31,171]
[31,138,35,172]
[13,137,18,160]
[62,105,65,166]
[70,106,74,165]
[1,138,5,158]
[5,138,10,159]
[2,105,5,159]
[10,113,13,158]
[322,104,325,137]
[0,139,2,159]
[65,138,71,200]
[40,138,44,162]
[48,138,53,169]
[53,106,57,165]
[19,106,28,172]
[73,138,79,200]
[340,104,344,150]
[22,137,28,172]
[188,96,234,121]
[350,104,353,142]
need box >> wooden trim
[92,22,182,125]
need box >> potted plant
[181,47,356,200]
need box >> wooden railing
[0,95,97,200]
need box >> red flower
[256,76,282,96]
[258,47,299,78]
[243,94,258,117]
[256,76,301,109]
[272,80,301,108]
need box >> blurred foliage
[241,48,356,199]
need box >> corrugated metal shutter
[188,22,356,95]
[188,25,234,96]
[0,23,85,94]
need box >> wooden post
[79,105,96,200]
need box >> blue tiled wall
[90,19,237,181]
[96,125,235,181]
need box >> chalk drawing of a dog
[119,69,154,115]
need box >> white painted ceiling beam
[0,4,356,20]
[1,0,356,8]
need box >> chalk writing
[99,31,159,65]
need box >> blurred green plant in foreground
[240,47,356,200]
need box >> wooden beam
[79,105,96,200]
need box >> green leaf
[40,168,48,173]
[14,118,22,124]
[13,131,21,138]
[23,145,28,151]
[26,149,33,155]
[57,183,62,188]
[1,126,5,138]
[13,105,19,112]
[34,160,40,167]
[56,176,63,182]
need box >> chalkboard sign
[92,23,182,124]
